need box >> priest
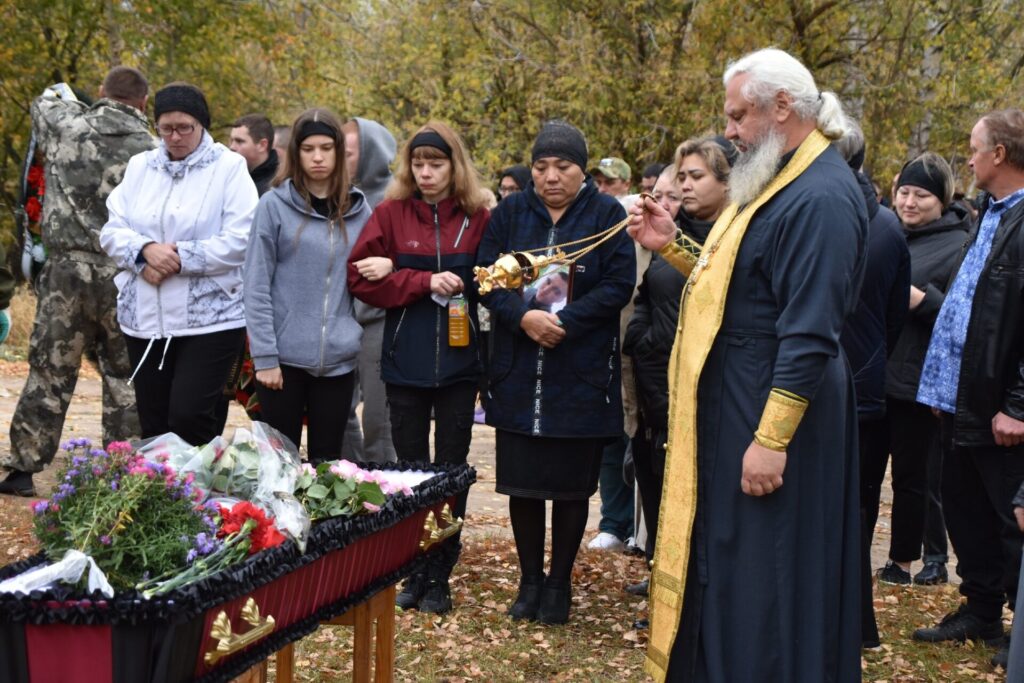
[628,47,867,682]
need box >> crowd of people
[2,46,1024,681]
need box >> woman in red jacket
[347,121,490,614]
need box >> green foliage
[1,0,1021,245]
[294,461,388,521]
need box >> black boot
[419,551,455,614]
[509,573,545,621]
[419,578,453,614]
[396,572,426,610]
[0,470,35,497]
[536,577,572,625]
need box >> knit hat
[500,165,532,191]
[531,120,588,171]
[154,83,210,130]
[897,159,947,205]
[710,136,739,167]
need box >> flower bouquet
[28,439,221,592]
[294,460,414,521]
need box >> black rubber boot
[508,573,545,621]
[0,470,35,497]
[395,572,426,610]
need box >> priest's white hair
[724,48,849,140]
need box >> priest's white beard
[729,128,787,207]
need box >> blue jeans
[597,433,634,540]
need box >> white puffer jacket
[101,132,258,340]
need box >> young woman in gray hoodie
[243,108,373,462]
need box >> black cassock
[668,147,867,682]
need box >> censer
[473,197,652,295]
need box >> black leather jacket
[949,195,1024,447]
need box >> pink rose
[362,501,381,513]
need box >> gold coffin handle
[420,503,463,551]
[204,597,276,666]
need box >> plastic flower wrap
[138,422,311,550]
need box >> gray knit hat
[531,120,588,171]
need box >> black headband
[897,160,947,204]
[297,120,337,145]
[409,131,452,158]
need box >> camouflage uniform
[4,95,155,473]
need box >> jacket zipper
[433,205,442,387]
[154,177,179,339]
[319,221,336,374]
[531,224,559,435]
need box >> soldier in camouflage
[0,67,156,497]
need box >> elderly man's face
[724,73,772,154]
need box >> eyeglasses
[157,124,197,138]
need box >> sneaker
[625,578,649,596]
[912,605,1004,645]
[632,618,649,630]
[0,470,35,497]
[395,572,426,610]
[587,532,625,552]
[877,561,912,585]
[913,561,948,586]
[418,579,453,614]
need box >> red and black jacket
[347,195,488,388]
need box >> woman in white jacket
[101,82,258,445]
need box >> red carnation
[27,165,45,189]
[218,501,285,554]
[25,196,42,223]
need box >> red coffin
[0,462,474,683]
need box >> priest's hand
[1015,506,1024,533]
[992,411,1024,447]
[521,310,566,349]
[626,195,675,252]
[256,367,284,390]
[741,441,786,496]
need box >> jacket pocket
[275,311,321,367]
[572,334,615,390]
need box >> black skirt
[494,430,604,500]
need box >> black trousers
[256,365,356,463]
[632,415,666,562]
[940,413,1024,620]
[886,398,947,562]
[386,380,476,577]
[125,329,245,446]
[857,416,887,646]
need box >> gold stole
[645,130,831,682]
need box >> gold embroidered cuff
[753,388,809,451]
[658,232,701,277]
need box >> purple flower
[89,449,106,458]
[99,535,112,546]
[110,480,119,492]
[71,456,86,467]
[31,500,48,515]
[186,549,198,564]
[92,467,104,476]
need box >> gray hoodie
[244,179,371,376]
[351,118,396,325]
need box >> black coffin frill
[0,461,475,683]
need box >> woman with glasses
[101,82,258,446]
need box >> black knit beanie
[531,120,588,171]
[710,135,739,167]
[897,159,947,204]
[154,83,211,130]
[501,165,532,191]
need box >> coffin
[0,461,475,683]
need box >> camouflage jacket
[30,95,155,257]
